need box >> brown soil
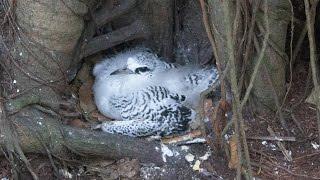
[245,61,320,180]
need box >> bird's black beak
[110,67,134,75]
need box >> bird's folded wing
[100,86,194,136]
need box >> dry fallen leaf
[77,63,92,83]
[79,79,96,114]
[90,110,111,122]
[161,130,202,144]
[228,135,239,169]
[213,99,230,150]
[204,98,214,116]
[117,159,140,178]
[68,119,89,128]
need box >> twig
[161,130,202,144]
[240,2,270,109]
[222,1,253,179]
[289,112,305,135]
[238,1,260,93]
[294,151,320,161]
[263,64,289,132]
[267,126,292,161]
[276,164,320,180]
[250,148,277,162]
[250,162,274,177]
[256,22,288,62]
[253,160,320,180]
[280,0,295,109]
[199,0,226,100]
[222,3,242,178]
[221,118,233,137]
[247,136,296,142]
[232,0,241,41]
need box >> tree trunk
[0,0,177,167]
[5,0,86,113]
[208,0,289,111]
[248,1,289,111]
[141,0,175,59]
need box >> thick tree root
[0,108,164,165]
[81,20,150,58]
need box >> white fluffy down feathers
[93,48,219,137]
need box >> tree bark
[208,0,289,111]
[248,0,289,110]
[5,0,86,113]
[141,0,175,59]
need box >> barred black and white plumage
[111,86,187,121]
[93,48,219,137]
[100,86,194,136]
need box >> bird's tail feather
[99,119,161,137]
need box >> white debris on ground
[161,144,174,162]
[59,169,73,179]
[185,153,195,162]
[192,160,201,171]
[182,146,212,173]
[181,145,189,151]
[274,167,279,175]
[261,141,277,151]
[143,141,217,179]
[288,150,292,157]
[199,150,211,161]
[147,135,162,141]
[204,117,210,122]
[224,132,234,142]
[270,144,277,151]
[311,142,320,150]
[140,164,169,180]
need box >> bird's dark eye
[135,67,151,74]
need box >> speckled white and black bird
[93,48,219,137]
